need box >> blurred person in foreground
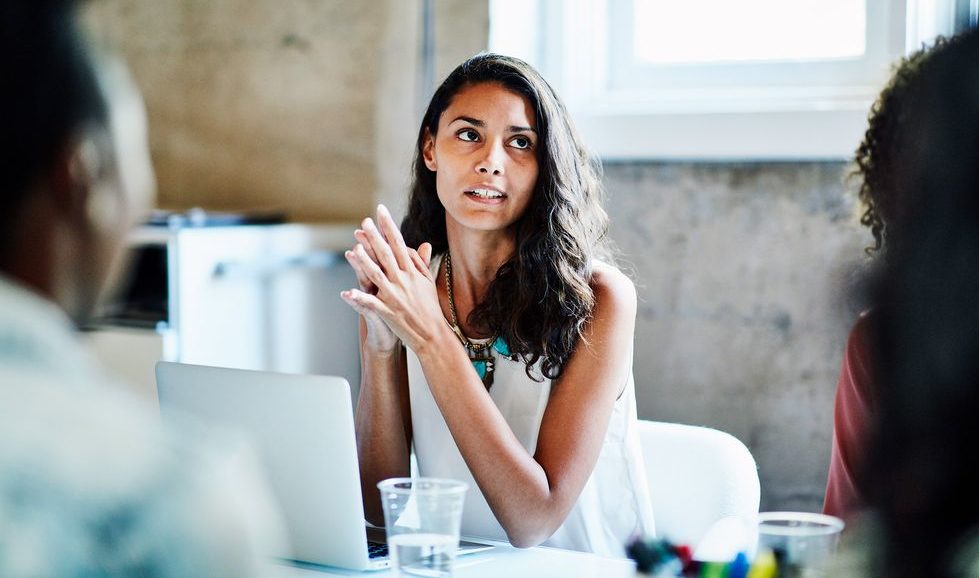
[824,32,971,521]
[830,26,979,578]
[0,1,286,575]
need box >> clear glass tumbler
[757,511,844,578]
[377,477,468,578]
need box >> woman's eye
[458,129,480,142]
[510,135,532,149]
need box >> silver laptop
[155,362,493,571]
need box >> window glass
[633,0,867,65]
[488,0,953,158]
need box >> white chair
[637,420,761,560]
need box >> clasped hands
[340,204,443,354]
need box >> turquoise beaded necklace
[444,252,512,388]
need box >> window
[633,1,866,65]
[490,0,954,160]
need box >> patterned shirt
[0,275,287,577]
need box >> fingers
[339,288,372,316]
[340,288,394,320]
[376,204,412,271]
[407,242,434,281]
[361,216,401,278]
[408,249,430,279]
[344,247,375,292]
[353,229,379,264]
[349,243,392,293]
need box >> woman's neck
[444,227,515,299]
[440,225,515,336]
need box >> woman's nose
[475,142,505,175]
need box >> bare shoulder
[589,261,637,316]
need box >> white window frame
[490,0,956,161]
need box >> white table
[273,542,637,577]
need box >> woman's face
[423,82,540,236]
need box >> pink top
[824,311,878,521]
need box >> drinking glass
[378,477,468,578]
[757,511,844,578]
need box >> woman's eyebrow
[508,125,537,134]
[450,115,485,127]
[449,116,537,134]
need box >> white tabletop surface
[272,542,637,577]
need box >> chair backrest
[637,420,760,556]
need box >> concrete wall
[85,2,872,513]
[605,162,869,511]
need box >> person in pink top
[823,35,966,521]
[830,27,979,577]
[824,310,878,519]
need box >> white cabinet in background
[86,224,362,406]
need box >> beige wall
[85,0,488,223]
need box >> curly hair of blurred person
[401,53,613,381]
[851,34,969,256]
[824,32,979,523]
[868,26,979,578]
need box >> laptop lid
[155,362,375,570]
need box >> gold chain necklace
[444,252,497,388]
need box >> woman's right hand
[344,226,431,353]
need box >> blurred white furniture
[638,420,760,560]
[84,223,362,407]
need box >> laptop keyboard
[367,541,389,559]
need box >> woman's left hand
[340,205,444,352]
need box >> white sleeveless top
[406,254,656,558]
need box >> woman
[340,53,655,556]
[830,27,979,578]
[823,35,964,521]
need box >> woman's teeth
[467,189,505,199]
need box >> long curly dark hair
[870,28,979,578]
[852,36,958,256]
[401,53,610,381]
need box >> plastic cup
[377,477,468,578]
[757,512,844,578]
